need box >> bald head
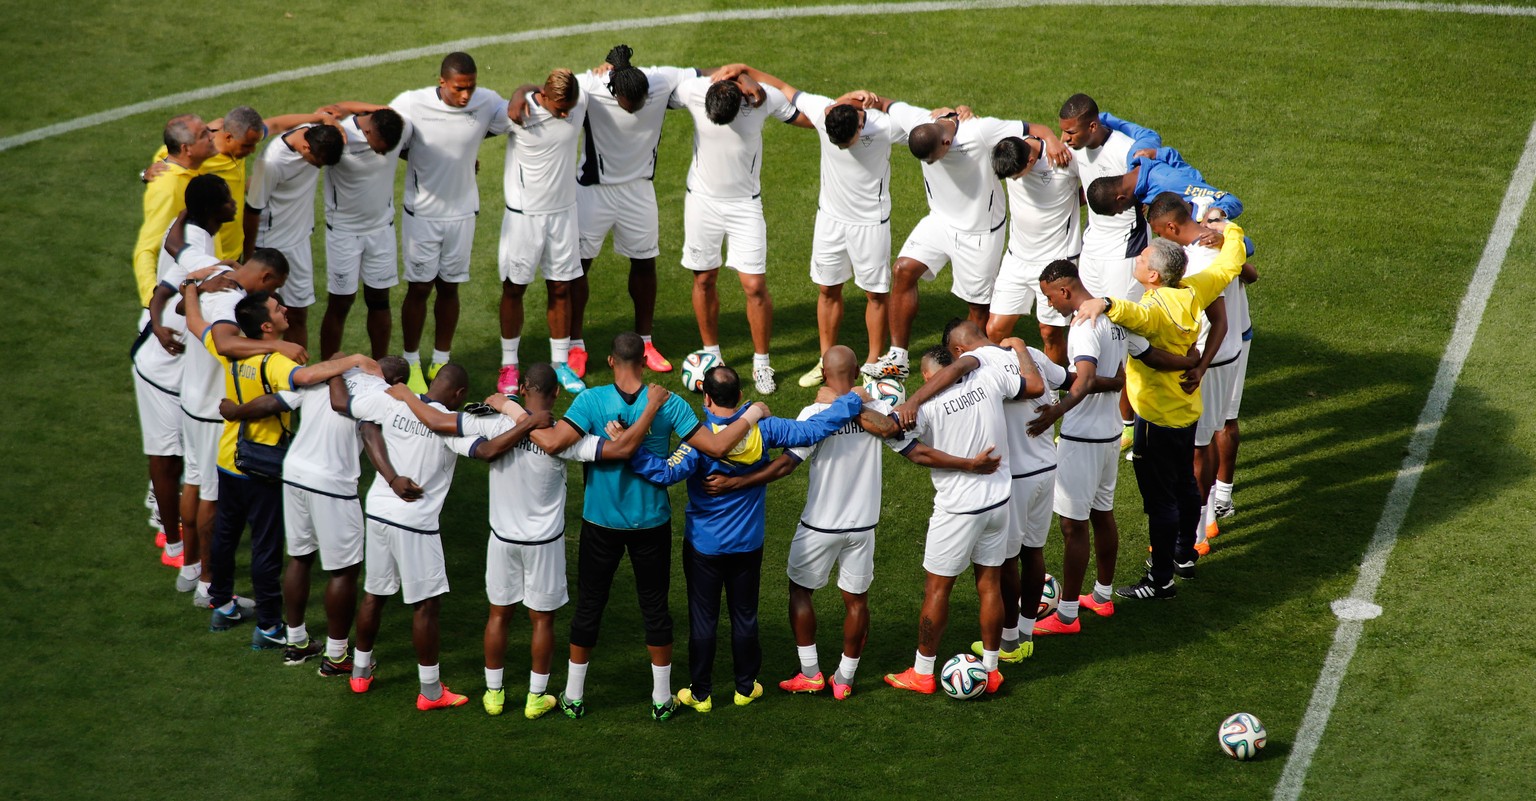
[821,345,859,390]
[908,122,944,162]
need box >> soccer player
[132,115,216,307]
[1057,95,1162,301]
[137,176,237,577]
[389,52,512,391]
[514,332,770,721]
[493,69,588,396]
[672,64,808,394]
[1074,222,1249,599]
[1210,264,1258,523]
[244,121,345,348]
[629,367,874,712]
[342,363,535,709]
[1084,147,1243,223]
[318,105,412,359]
[873,103,1067,380]
[987,135,1082,365]
[566,44,702,376]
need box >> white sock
[837,654,861,683]
[551,337,571,364]
[641,334,653,345]
[403,350,421,365]
[1214,479,1234,505]
[1058,599,1080,621]
[982,649,1000,672]
[326,637,347,660]
[418,663,440,685]
[702,344,722,360]
[889,346,909,363]
[1093,582,1114,603]
[797,644,820,677]
[529,671,550,695]
[753,352,771,369]
[500,337,520,366]
[178,563,200,581]
[354,649,373,669]
[571,338,585,351]
[1001,624,1020,641]
[565,660,588,701]
[485,667,504,690]
[914,651,936,676]
[164,540,183,558]
[651,663,672,705]
[1195,505,1209,544]
[286,623,308,646]
[196,580,211,595]
[1203,499,1217,529]
[431,349,450,365]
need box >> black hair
[235,291,275,339]
[184,174,230,221]
[922,345,953,369]
[369,108,405,151]
[1038,259,1080,284]
[702,366,742,408]
[1147,191,1192,224]
[521,363,559,399]
[705,80,743,125]
[304,125,344,166]
[432,362,469,391]
[248,247,291,277]
[611,331,644,365]
[441,51,477,78]
[907,123,941,161]
[605,44,650,107]
[825,104,861,146]
[940,317,967,350]
[991,136,1033,179]
[1059,93,1099,122]
[377,356,410,385]
[1084,175,1124,216]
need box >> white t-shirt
[248,126,322,250]
[1062,315,1129,441]
[459,412,601,544]
[389,86,511,221]
[274,369,384,497]
[1183,244,1242,362]
[887,103,1021,234]
[787,398,899,532]
[324,114,414,234]
[898,351,1019,513]
[181,282,245,420]
[793,91,905,226]
[1005,155,1081,262]
[135,224,221,391]
[577,66,696,186]
[1071,129,1143,260]
[349,390,480,532]
[673,77,799,199]
[972,345,1064,476]
[503,90,588,214]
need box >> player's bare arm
[903,443,1001,474]
[385,383,460,433]
[593,384,671,461]
[291,354,379,387]
[470,410,555,462]
[893,355,981,429]
[703,452,799,495]
[1028,357,1098,437]
[1184,297,1228,394]
[360,421,423,502]
[218,393,289,422]
[504,83,541,123]
[998,336,1046,400]
[181,282,308,364]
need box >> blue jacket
[629,392,863,555]
[1130,147,1244,220]
[1099,112,1161,164]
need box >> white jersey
[898,353,1020,513]
[1061,315,1129,441]
[887,103,1021,234]
[787,398,898,532]
[135,224,220,392]
[793,91,905,226]
[349,390,480,533]
[274,369,384,498]
[972,345,1064,476]
[673,77,799,199]
[1183,244,1242,362]
[459,413,600,544]
[248,126,321,250]
[389,86,511,221]
[1005,155,1081,262]
[181,282,245,420]
[324,114,414,234]
[503,91,588,214]
[577,66,696,186]
[1072,129,1145,260]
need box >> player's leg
[883,259,929,366]
[722,547,765,703]
[691,269,721,348]
[917,571,957,658]
[314,494,364,675]
[986,250,1031,343]
[280,243,315,349]
[545,210,585,390]
[428,218,475,366]
[564,522,626,714]
[319,291,355,360]
[801,214,851,387]
[997,553,1022,644]
[679,538,722,710]
[629,256,659,337]
[726,201,775,392]
[880,216,950,378]
[832,528,875,696]
[954,228,1003,340]
[399,211,440,390]
[1213,338,1250,517]
[971,503,1011,689]
[280,485,317,660]
[816,283,843,363]
[610,182,670,371]
[682,192,726,357]
[320,230,361,359]
[149,455,182,556]
[481,536,518,715]
[399,281,434,390]
[520,536,566,718]
[352,519,399,691]
[406,529,461,709]
[782,522,832,691]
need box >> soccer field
[5,1,1536,799]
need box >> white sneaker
[753,364,777,395]
[796,360,824,388]
[194,589,256,611]
[858,362,882,379]
[873,351,910,380]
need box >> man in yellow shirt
[131,115,217,306]
[1075,220,1246,600]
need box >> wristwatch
[1103,297,1113,314]
[139,169,148,183]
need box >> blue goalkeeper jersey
[1129,147,1244,220]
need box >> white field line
[4,0,1536,153]
[1273,114,1536,801]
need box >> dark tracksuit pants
[568,520,674,649]
[1132,416,1201,584]
[682,539,763,701]
[209,472,285,628]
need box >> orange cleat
[778,672,825,693]
[1079,593,1116,617]
[568,346,588,378]
[985,669,1004,694]
[883,667,936,694]
[1033,615,1081,635]
[643,341,673,373]
[1206,521,1221,540]
[155,530,167,548]
[1193,541,1211,557]
[160,550,184,568]
[416,684,469,711]
[830,675,853,701]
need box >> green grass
[4,2,1536,799]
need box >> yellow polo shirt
[211,334,300,477]
[131,161,196,306]
[1106,223,1247,428]
[154,147,248,261]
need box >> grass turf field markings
[1272,113,1536,801]
[4,0,1536,154]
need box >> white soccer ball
[862,376,907,406]
[1036,573,1061,621]
[1218,712,1267,760]
[939,653,989,700]
[681,350,721,393]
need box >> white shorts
[363,518,449,604]
[1005,470,1056,556]
[990,250,1069,325]
[578,182,660,260]
[897,215,1006,304]
[786,522,876,594]
[283,483,364,570]
[810,215,891,294]
[1229,338,1251,419]
[401,214,475,284]
[682,194,767,275]
[263,240,315,308]
[485,535,568,611]
[325,226,399,294]
[134,370,183,457]
[1080,255,1139,300]
[1196,357,1241,446]
[181,415,222,501]
[1054,437,1121,520]
[923,501,1009,577]
[498,207,582,284]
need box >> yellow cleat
[734,681,764,707]
[524,692,557,720]
[971,640,1031,663]
[676,687,712,713]
[483,688,505,716]
[406,363,428,394]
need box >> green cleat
[558,692,585,720]
[651,697,680,721]
[524,692,557,720]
